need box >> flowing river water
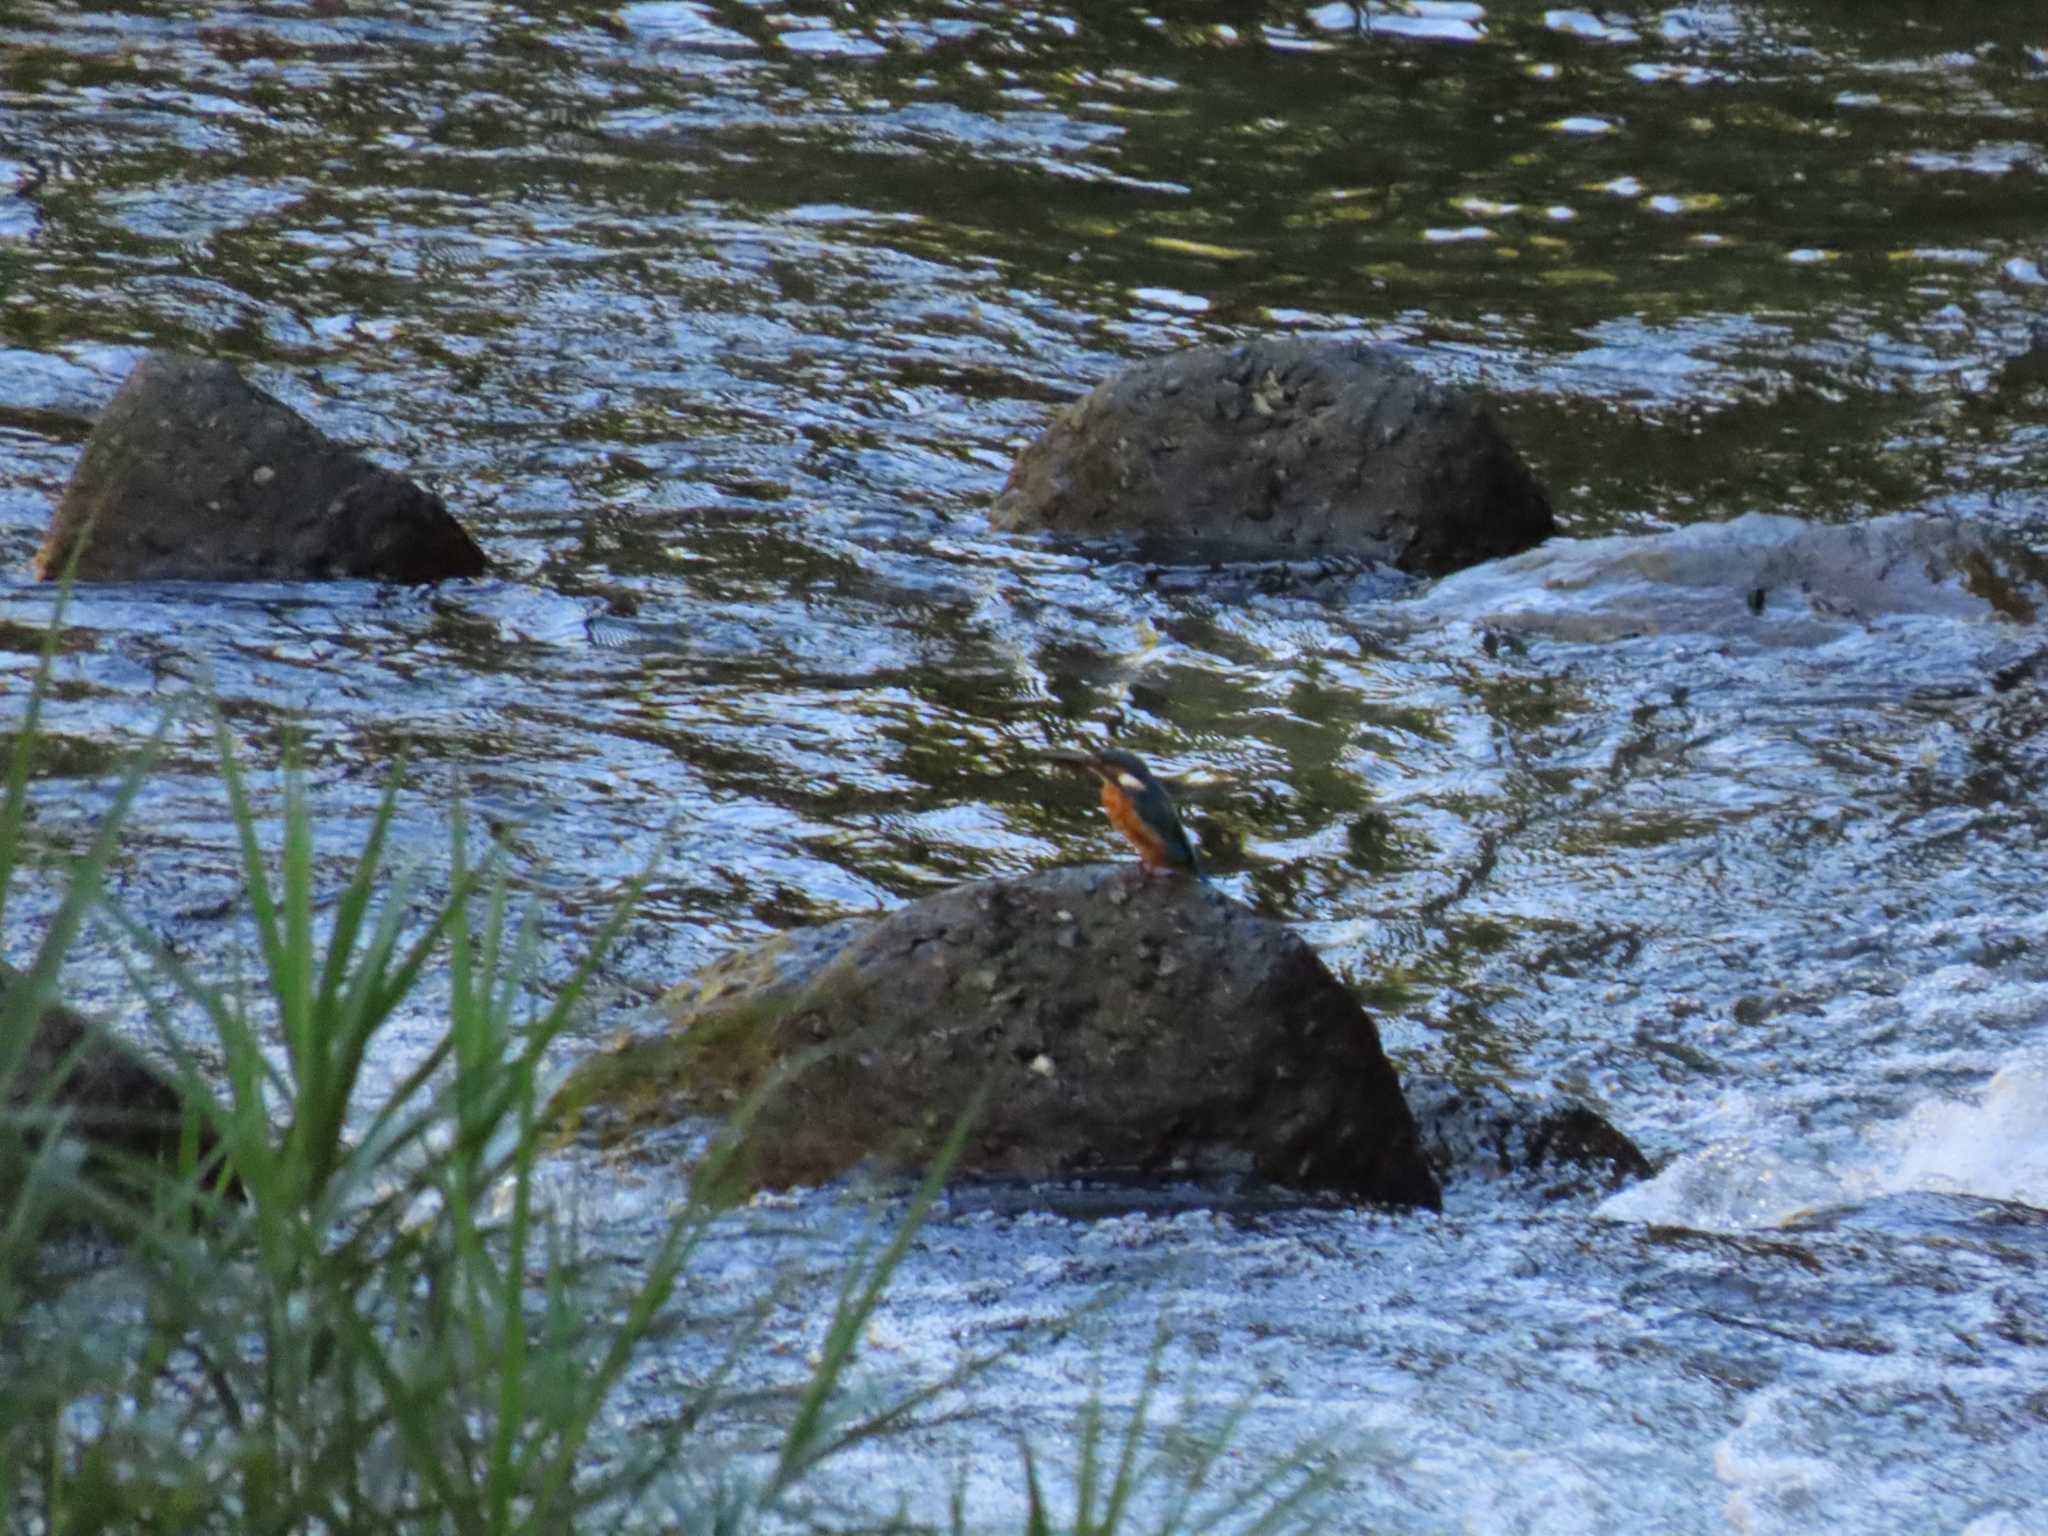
[3,2,2048,1530]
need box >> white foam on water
[1877,1052,2048,1207]
[1712,1359,2048,1536]
[1712,1390,1839,1535]
[1602,1048,2048,1230]
[1452,1443,1645,1533]
[1596,1136,1839,1230]
[1959,1516,2048,1536]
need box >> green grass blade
[313,761,406,1013]
[0,580,77,942]
[211,705,284,1009]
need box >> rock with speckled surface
[38,351,486,584]
[991,336,1553,577]
[553,864,1441,1210]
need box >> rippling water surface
[3,2,2048,1530]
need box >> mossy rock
[549,918,870,1134]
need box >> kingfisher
[1048,747,1202,878]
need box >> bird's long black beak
[1042,748,1100,771]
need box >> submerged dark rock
[2,960,213,1183]
[1407,1075,1653,1198]
[991,337,1554,577]
[37,351,486,584]
[554,865,1442,1210]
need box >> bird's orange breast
[1101,782,1174,869]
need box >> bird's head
[1046,746,1158,794]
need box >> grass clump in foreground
[0,618,1340,1534]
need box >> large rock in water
[36,351,486,583]
[991,337,1554,576]
[554,865,1442,1210]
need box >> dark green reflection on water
[4,1,2041,544]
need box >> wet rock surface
[37,351,486,584]
[1413,511,2048,643]
[555,864,1442,1210]
[1407,1076,1654,1199]
[991,337,1555,576]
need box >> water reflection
[2,6,2047,1523]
